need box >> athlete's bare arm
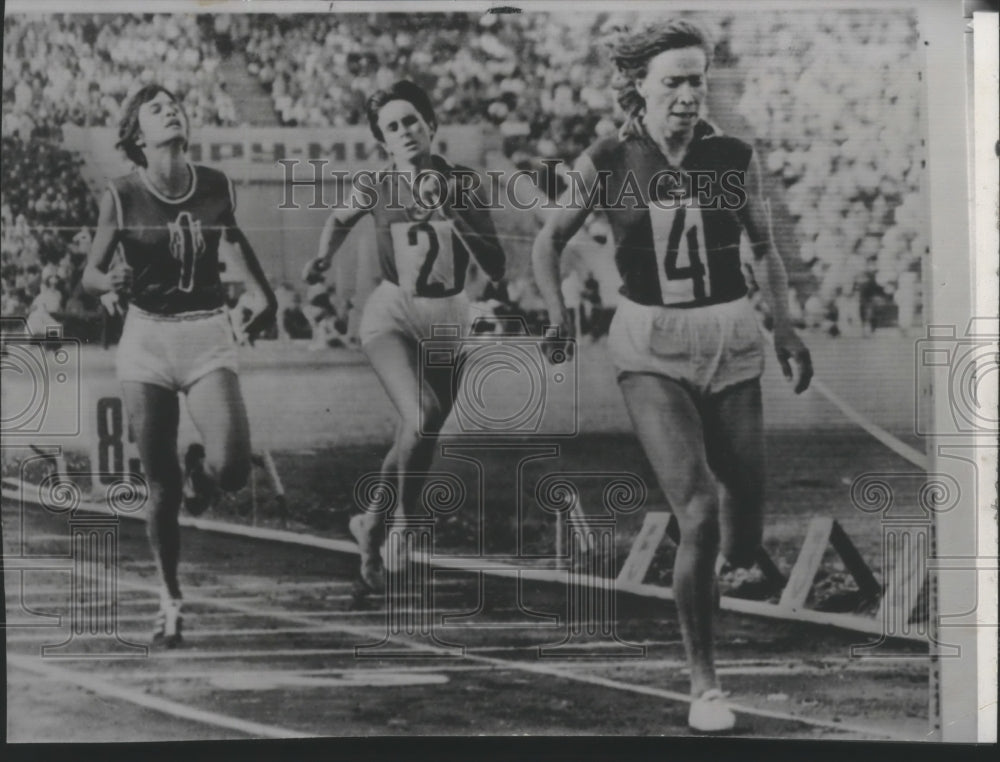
[224,213,277,341]
[738,154,813,394]
[531,153,598,338]
[303,190,370,283]
[82,189,130,297]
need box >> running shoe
[380,523,414,576]
[688,688,736,733]
[152,597,183,648]
[349,513,385,592]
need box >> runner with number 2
[303,80,506,597]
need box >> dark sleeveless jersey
[585,120,752,308]
[108,164,233,315]
[369,155,504,298]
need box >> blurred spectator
[305,280,350,349]
[274,282,312,341]
[32,272,64,314]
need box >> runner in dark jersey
[302,80,505,594]
[107,164,233,315]
[585,119,752,308]
[83,85,276,647]
[532,20,812,732]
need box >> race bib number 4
[648,204,711,305]
[390,220,457,297]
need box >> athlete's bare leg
[618,372,720,699]
[350,428,400,542]
[364,331,453,520]
[185,368,252,493]
[703,379,766,569]
[121,381,182,600]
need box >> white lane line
[6,581,356,597]
[80,665,499,682]
[5,593,459,611]
[98,576,914,741]
[8,647,398,661]
[5,634,685,657]
[459,654,911,739]
[180,578,469,595]
[7,654,311,739]
[8,534,72,543]
[551,658,926,677]
[5,605,678,631]
[7,585,469,608]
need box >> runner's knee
[398,401,445,448]
[146,485,181,532]
[142,465,182,506]
[676,492,721,552]
[420,392,447,434]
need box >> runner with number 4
[82,85,277,647]
[303,80,506,596]
[532,20,813,733]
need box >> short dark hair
[116,84,188,167]
[365,80,437,143]
[609,19,712,118]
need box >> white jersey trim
[139,163,197,205]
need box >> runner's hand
[542,306,576,366]
[242,295,278,346]
[107,262,132,296]
[302,256,330,285]
[773,323,813,394]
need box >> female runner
[303,80,505,593]
[84,84,276,646]
[532,21,812,731]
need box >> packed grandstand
[2,10,924,339]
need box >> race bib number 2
[648,204,711,305]
[390,220,457,297]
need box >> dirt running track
[5,495,929,743]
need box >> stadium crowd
[729,11,924,331]
[2,14,238,136]
[1,136,100,329]
[235,13,619,157]
[2,11,926,337]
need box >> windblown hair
[366,80,437,143]
[116,85,188,168]
[607,19,713,136]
